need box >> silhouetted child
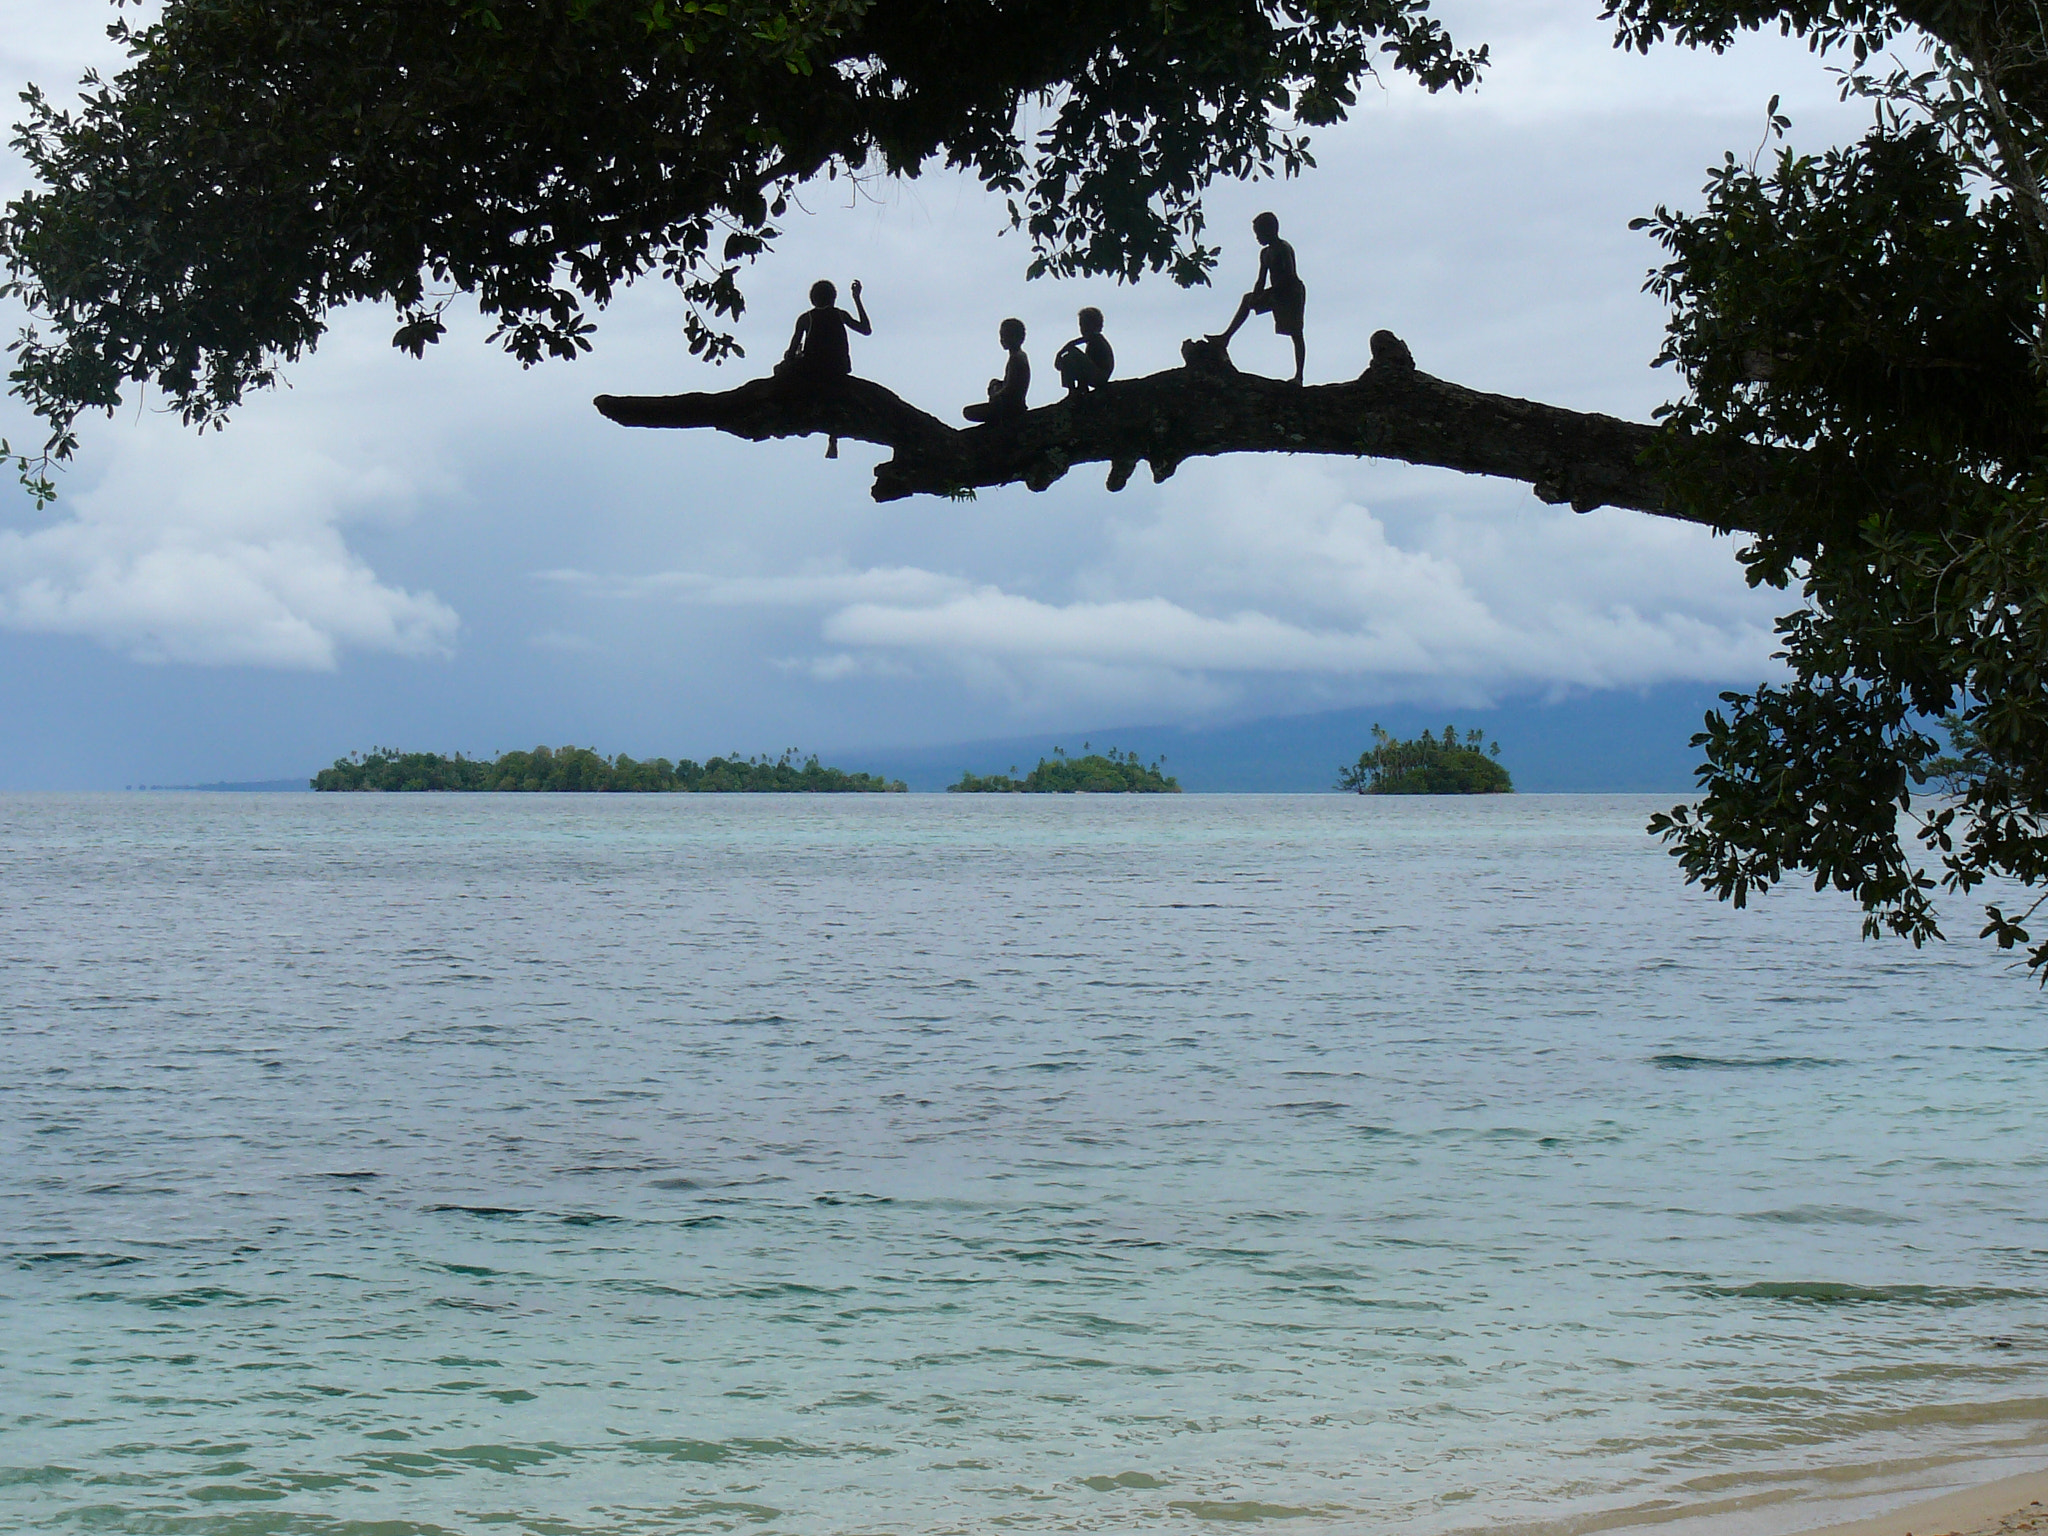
[1208,212,1306,385]
[778,278,871,382]
[776,278,870,455]
[963,317,1030,422]
[1055,307,1114,395]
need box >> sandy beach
[1509,1468,2048,1536]
[1552,1466,2048,1536]
[1802,1473,2048,1536]
[1637,1472,2048,1536]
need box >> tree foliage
[0,0,1480,492]
[1617,0,2048,979]
[313,744,905,791]
[1336,724,1512,794]
[950,745,1180,792]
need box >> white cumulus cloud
[0,423,458,669]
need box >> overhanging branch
[594,337,1765,527]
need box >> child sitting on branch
[776,278,871,455]
[963,318,1030,423]
[1055,307,1115,395]
[777,278,870,384]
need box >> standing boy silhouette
[1208,213,1305,385]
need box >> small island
[1338,725,1513,794]
[313,746,906,793]
[950,747,1179,794]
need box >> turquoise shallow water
[2,793,2045,1536]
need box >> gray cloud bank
[549,457,1776,717]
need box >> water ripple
[1,793,2043,1536]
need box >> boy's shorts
[1248,284,1306,337]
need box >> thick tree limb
[594,339,1763,526]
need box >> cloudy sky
[0,1,1879,786]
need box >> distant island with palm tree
[951,746,1179,793]
[1338,726,1513,794]
[308,731,1510,796]
[313,746,905,792]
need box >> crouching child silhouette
[776,278,871,455]
[1208,213,1306,385]
[1055,307,1114,395]
[963,317,1030,423]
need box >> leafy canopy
[0,0,1480,490]
[1616,0,2048,979]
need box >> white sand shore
[1796,1470,2048,1536]
[1487,1461,2048,1536]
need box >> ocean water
[2,792,2045,1536]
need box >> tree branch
[593,336,1767,526]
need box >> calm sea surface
[3,793,2045,1536]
